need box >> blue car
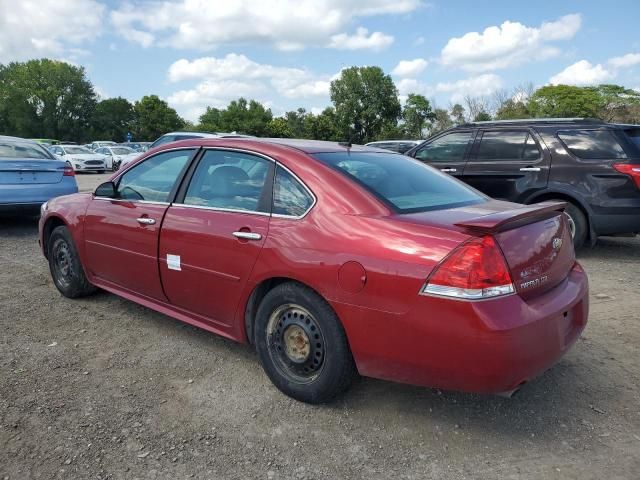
[0,136,79,215]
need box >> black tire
[48,226,97,298]
[560,201,587,250]
[98,170,106,174]
[254,282,357,404]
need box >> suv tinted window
[313,151,484,213]
[273,166,314,217]
[117,149,192,202]
[184,150,272,213]
[476,131,539,160]
[623,128,640,153]
[558,130,627,159]
[414,132,473,162]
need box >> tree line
[1,59,639,144]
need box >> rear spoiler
[455,201,567,234]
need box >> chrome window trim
[272,162,317,220]
[93,197,170,206]
[110,146,197,183]
[171,202,271,217]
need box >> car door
[83,148,195,300]
[409,130,476,178]
[158,148,274,327]
[462,129,550,202]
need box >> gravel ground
[1,174,639,479]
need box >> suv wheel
[559,201,587,250]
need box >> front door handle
[440,168,457,173]
[519,167,541,172]
[233,231,262,241]
[136,217,156,225]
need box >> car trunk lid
[0,158,66,184]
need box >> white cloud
[549,60,614,86]
[608,52,640,69]
[396,78,433,97]
[0,0,104,62]
[392,58,428,78]
[436,74,503,103]
[111,0,417,50]
[440,14,581,71]
[328,27,393,51]
[166,54,336,121]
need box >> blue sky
[1,0,639,121]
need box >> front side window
[184,150,272,213]
[414,132,474,162]
[313,152,484,213]
[272,166,314,217]
[475,131,539,160]
[558,130,627,159]
[116,149,193,202]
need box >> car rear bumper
[341,264,589,394]
[0,180,78,214]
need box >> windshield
[0,139,53,159]
[112,147,135,154]
[64,146,94,155]
[312,151,485,213]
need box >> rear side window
[558,130,627,159]
[475,131,540,160]
[623,128,640,153]
[414,132,473,162]
[312,152,484,213]
[272,166,314,217]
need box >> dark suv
[406,119,640,248]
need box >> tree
[430,108,454,134]
[402,94,435,139]
[285,108,309,138]
[198,106,223,131]
[330,66,401,144]
[450,103,466,125]
[266,117,293,138]
[594,84,640,123]
[464,95,490,122]
[198,98,272,136]
[303,108,341,141]
[494,98,531,120]
[527,85,603,118]
[91,97,135,141]
[0,59,96,141]
[133,95,185,141]
[474,111,492,121]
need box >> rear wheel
[48,226,97,298]
[558,201,587,250]
[254,282,357,404]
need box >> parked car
[30,138,61,146]
[0,136,77,215]
[119,142,151,153]
[365,139,422,153]
[95,146,140,171]
[49,145,107,173]
[149,131,253,150]
[39,138,588,403]
[406,118,640,249]
[87,141,117,151]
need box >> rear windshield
[312,151,485,213]
[0,139,52,159]
[558,130,627,159]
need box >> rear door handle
[233,231,262,241]
[136,217,156,225]
[519,167,541,172]
[440,168,457,173]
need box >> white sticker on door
[167,254,181,271]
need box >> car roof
[59,144,89,148]
[458,118,609,128]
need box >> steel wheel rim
[266,304,326,384]
[564,212,576,239]
[53,239,73,289]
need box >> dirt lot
[1,173,639,479]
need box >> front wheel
[254,282,357,404]
[48,226,97,298]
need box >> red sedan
[39,139,589,403]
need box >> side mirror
[95,181,117,198]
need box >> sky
[1,0,639,122]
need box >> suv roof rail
[461,118,605,126]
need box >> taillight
[421,235,514,300]
[613,163,640,189]
[63,165,75,176]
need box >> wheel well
[42,217,66,259]
[528,192,590,234]
[244,277,321,346]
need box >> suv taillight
[613,163,640,189]
[421,235,514,300]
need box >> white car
[49,145,107,173]
[87,140,117,151]
[95,146,140,171]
